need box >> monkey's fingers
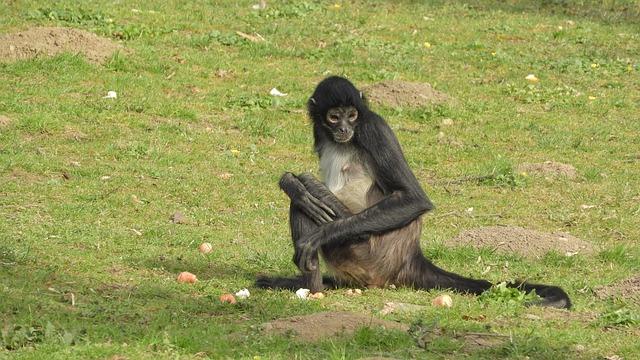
[308,195,336,217]
[300,195,333,224]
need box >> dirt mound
[595,274,640,301]
[262,311,408,342]
[448,226,595,258]
[0,27,120,64]
[363,81,449,108]
[517,161,577,179]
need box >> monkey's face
[325,106,358,143]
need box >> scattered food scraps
[220,293,237,304]
[525,74,539,83]
[432,294,453,308]
[309,292,325,299]
[103,90,117,99]
[251,0,267,10]
[198,242,213,254]
[235,288,250,299]
[269,88,287,97]
[295,288,310,299]
[177,272,197,284]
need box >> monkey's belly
[333,177,371,214]
[324,176,424,287]
[323,219,422,287]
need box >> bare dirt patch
[448,226,595,258]
[363,81,449,108]
[417,327,508,352]
[0,115,12,128]
[262,311,408,342]
[0,27,121,64]
[517,161,577,179]
[595,274,640,301]
[523,308,597,323]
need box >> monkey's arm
[297,117,433,270]
[279,172,335,224]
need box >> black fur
[259,76,571,309]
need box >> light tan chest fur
[318,143,373,214]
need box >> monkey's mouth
[333,132,354,143]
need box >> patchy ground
[416,327,508,353]
[448,226,595,258]
[595,274,640,301]
[363,81,449,108]
[0,115,12,127]
[517,161,578,179]
[0,27,120,64]
[262,311,408,342]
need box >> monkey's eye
[348,110,358,122]
[327,114,339,123]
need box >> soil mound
[363,80,449,108]
[448,226,594,258]
[517,161,577,179]
[0,27,120,64]
[595,274,640,301]
[263,311,408,342]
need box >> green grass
[1,0,639,358]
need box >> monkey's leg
[288,200,330,293]
[283,173,352,292]
[255,199,331,293]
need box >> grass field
[1,1,639,359]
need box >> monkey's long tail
[408,253,571,309]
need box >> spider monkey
[257,76,571,309]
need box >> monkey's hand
[294,227,327,272]
[279,172,335,224]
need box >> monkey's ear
[309,97,316,104]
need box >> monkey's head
[308,76,368,144]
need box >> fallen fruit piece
[220,293,237,304]
[309,292,325,299]
[235,288,250,299]
[177,272,197,284]
[199,242,213,254]
[295,288,310,299]
[432,294,453,308]
[525,74,539,83]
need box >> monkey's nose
[338,127,348,133]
